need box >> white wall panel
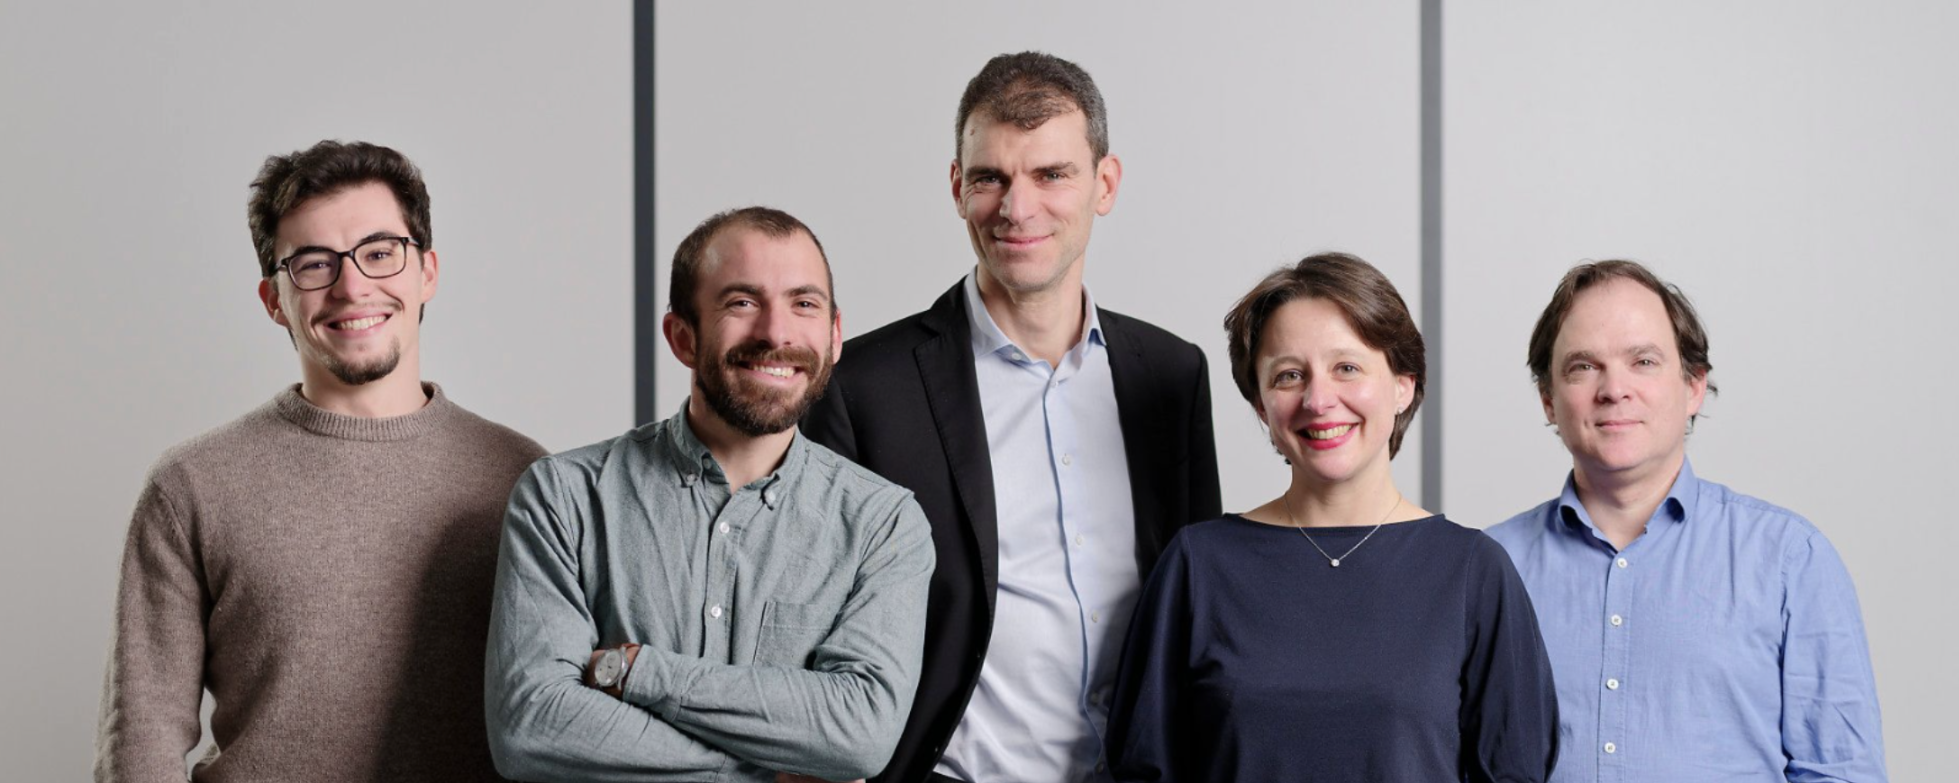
[0,2,631,774]
[1444,4,1957,776]
[655,2,1423,514]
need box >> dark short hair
[248,140,431,279]
[1224,253,1426,458]
[668,206,833,325]
[1526,259,1716,404]
[955,51,1110,162]
[1222,250,1426,458]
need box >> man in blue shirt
[1487,260,1886,782]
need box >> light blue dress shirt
[1486,458,1886,783]
[933,273,1137,783]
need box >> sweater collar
[272,382,452,442]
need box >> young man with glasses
[95,140,546,782]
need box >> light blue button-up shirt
[1486,459,1886,782]
[934,273,1138,783]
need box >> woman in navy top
[1105,253,1558,781]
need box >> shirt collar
[961,269,1105,361]
[659,397,800,497]
[1557,456,1701,533]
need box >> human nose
[1301,380,1338,415]
[327,253,380,298]
[1594,366,1631,403]
[753,301,796,346]
[997,179,1036,224]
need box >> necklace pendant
[1330,558,1341,567]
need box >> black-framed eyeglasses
[274,236,420,291]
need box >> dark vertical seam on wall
[1420,0,1444,510]
[634,1,658,425]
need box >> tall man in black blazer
[802,52,1222,783]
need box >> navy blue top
[1106,514,1559,782]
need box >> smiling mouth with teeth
[754,365,796,378]
[331,314,388,331]
[1304,424,1355,440]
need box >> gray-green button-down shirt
[485,404,935,782]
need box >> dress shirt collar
[1556,456,1701,535]
[961,270,1105,361]
[658,397,799,500]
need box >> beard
[319,338,403,386]
[695,338,833,437]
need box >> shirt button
[1609,614,1624,627]
[709,605,723,619]
[1603,742,1617,754]
[1606,678,1620,690]
[1616,557,1629,569]
[718,522,730,535]
[1095,760,1106,773]
[1090,611,1102,624]
[1061,453,1073,466]
[1073,534,1085,547]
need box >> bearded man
[485,207,935,783]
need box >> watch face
[594,649,622,688]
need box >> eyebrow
[717,283,830,303]
[1560,344,1667,366]
[286,231,405,256]
[965,161,1080,182]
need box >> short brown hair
[1224,252,1426,457]
[668,206,833,325]
[248,140,431,279]
[955,51,1109,162]
[1526,259,1716,402]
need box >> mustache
[723,340,820,373]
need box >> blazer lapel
[1102,308,1171,573]
[915,284,1001,609]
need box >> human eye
[1270,368,1303,387]
[295,256,335,274]
[363,244,399,263]
[1335,362,1362,375]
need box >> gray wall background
[653,2,1952,778]
[3,1,1949,779]
[0,1,631,777]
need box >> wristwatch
[593,646,630,689]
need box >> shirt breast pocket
[753,599,838,668]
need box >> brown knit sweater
[96,384,546,782]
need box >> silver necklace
[1284,491,1401,568]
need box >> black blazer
[801,282,1223,783]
